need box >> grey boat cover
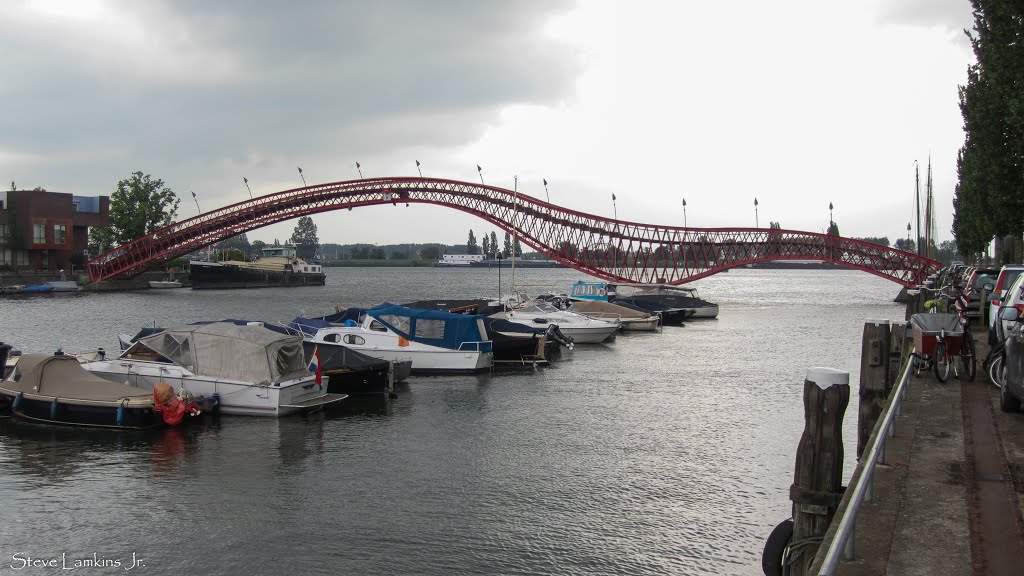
[134,322,309,384]
[1,354,152,405]
[568,300,655,320]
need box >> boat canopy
[3,354,152,403]
[134,322,309,384]
[297,304,491,351]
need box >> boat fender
[116,402,125,427]
[50,398,59,420]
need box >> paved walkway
[837,331,1024,576]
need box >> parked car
[992,271,1024,344]
[998,306,1024,412]
[988,264,1024,342]
[963,267,999,319]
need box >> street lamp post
[754,197,759,228]
[682,198,687,228]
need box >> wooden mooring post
[857,320,907,457]
[788,368,850,576]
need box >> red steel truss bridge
[87,177,941,286]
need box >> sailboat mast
[915,161,921,256]
[925,155,934,259]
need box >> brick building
[0,190,109,271]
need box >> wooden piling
[789,368,850,576]
[857,321,890,458]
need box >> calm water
[0,267,904,575]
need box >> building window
[54,224,66,245]
[0,249,9,266]
[15,250,28,266]
[33,224,45,244]
[0,223,7,244]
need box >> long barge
[189,245,325,290]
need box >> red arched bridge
[86,177,941,286]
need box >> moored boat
[0,351,203,429]
[570,280,718,321]
[494,302,620,344]
[291,305,494,374]
[81,322,346,416]
[189,245,325,290]
[565,299,661,331]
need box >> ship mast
[915,161,921,256]
[925,155,935,259]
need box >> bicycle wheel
[988,355,1005,388]
[934,341,951,382]
[960,332,977,381]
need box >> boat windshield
[520,303,560,314]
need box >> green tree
[503,231,512,258]
[894,238,916,253]
[216,233,250,255]
[289,216,319,260]
[371,247,386,259]
[219,248,245,261]
[250,239,267,259]
[489,232,499,258]
[827,222,840,236]
[467,230,479,255]
[855,236,890,247]
[482,235,490,257]
[419,244,441,260]
[390,250,406,260]
[513,237,522,257]
[89,171,180,251]
[953,0,1024,257]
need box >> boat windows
[414,319,445,340]
[343,335,365,345]
[323,333,341,343]
[369,320,389,332]
[378,315,411,333]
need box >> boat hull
[558,326,618,343]
[189,261,325,290]
[82,361,337,416]
[353,348,493,374]
[0,392,160,429]
[620,316,661,331]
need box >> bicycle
[909,285,975,382]
[984,305,1013,388]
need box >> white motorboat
[291,305,494,374]
[81,322,346,416]
[493,302,620,343]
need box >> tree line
[466,229,522,258]
[952,0,1023,263]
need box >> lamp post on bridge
[754,197,759,228]
[682,198,687,228]
[829,202,833,227]
[297,167,307,187]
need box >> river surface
[0,267,905,576]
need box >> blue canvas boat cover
[294,304,492,352]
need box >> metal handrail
[812,345,915,575]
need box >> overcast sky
[1,0,976,248]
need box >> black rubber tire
[761,518,793,576]
[960,332,977,382]
[934,341,951,383]
[1000,381,1021,413]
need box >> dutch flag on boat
[309,346,322,387]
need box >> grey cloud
[0,0,580,193]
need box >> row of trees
[466,229,523,258]
[952,0,1024,262]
